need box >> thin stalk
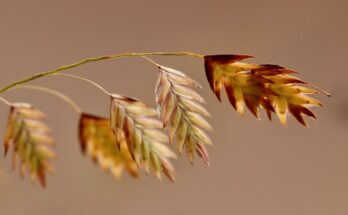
[54,73,112,96]
[141,56,161,68]
[0,52,204,94]
[12,85,82,114]
[0,97,12,106]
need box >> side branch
[0,97,12,106]
[54,73,112,96]
[11,85,82,114]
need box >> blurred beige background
[0,0,347,214]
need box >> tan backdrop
[0,0,347,214]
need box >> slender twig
[0,52,204,94]
[54,73,112,96]
[12,85,82,114]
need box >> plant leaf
[110,95,176,181]
[155,66,213,165]
[3,103,56,187]
[204,55,324,126]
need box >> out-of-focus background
[0,0,347,214]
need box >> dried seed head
[79,113,139,178]
[155,66,213,165]
[110,95,176,181]
[204,55,325,126]
[4,103,56,187]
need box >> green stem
[0,52,204,94]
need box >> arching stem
[0,52,204,94]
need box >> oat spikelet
[110,95,176,181]
[79,113,139,179]
[204,55,324,126]
[4,103,56,187]
[155,66,213,165]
